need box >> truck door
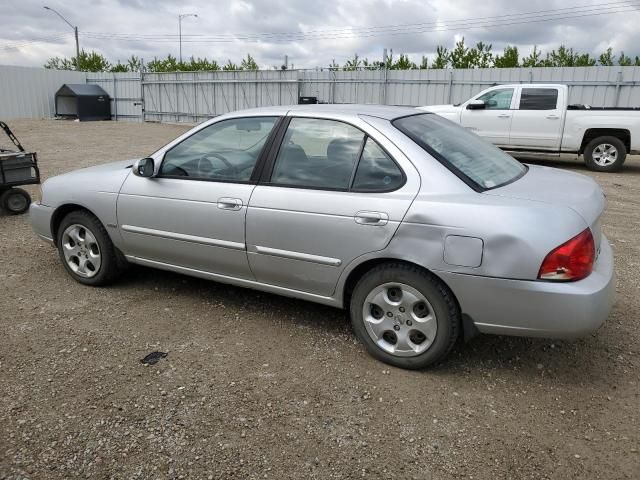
[460,87,515,147]
[510,87,563,150]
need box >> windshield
[393,114,526,190]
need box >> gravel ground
[1,119,638,480]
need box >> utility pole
[178,13,198,63]
[43,6,80,68]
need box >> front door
[246,115,420,296]
[460,87,515,146]
[117,116,280,279]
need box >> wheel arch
[341,257,480,343]
[580,128,630,154]
[50,203,102,247]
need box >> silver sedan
[30,105,615,369]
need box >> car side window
[351,138,404,191]
[477,88,514,110]
[519,88,559,110]
[270,118,365,190]
[160,117,278,182]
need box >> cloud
[1,0,639,68]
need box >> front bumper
[439,235,615,338]
[29,202,54,244]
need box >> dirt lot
[1,119,638,480]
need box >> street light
[178,13,197,63]
[43,6,80,67]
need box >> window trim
[258,116,407,193]
[392,113,527,193]
[349,135,407,193]
[156,115,284,184]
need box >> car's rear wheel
[1,188,31,214]
[349,262,460,369]
[584,136,626,172]
[57,210,122,286]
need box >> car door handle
[355,211,389,226]
[546,114,560,120]
[497,114,511,118]
[217,197,242,211]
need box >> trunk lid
[485,164,605,250]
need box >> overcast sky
[1,0,640,69]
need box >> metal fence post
[382,67,388,105]
[615,70,623,107]
[447,70,454,104]
[113,73,118,121]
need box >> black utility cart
[0,122,40,215]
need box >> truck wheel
[584,136,626,172]
[0,188,31,214]
[349,262,460,369]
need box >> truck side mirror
[133,157,155,177]
[466,100,486,110]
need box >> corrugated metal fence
[0,65,85,119]
[3,65,640,123]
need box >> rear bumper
[439,235,615,338]
[29,202,54,244]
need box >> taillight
[538,228,595,281]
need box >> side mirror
[133,157,155,177]
[466,100,486,110]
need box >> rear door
[245,113,420,296]
[509,87,563,149]
[460,87,515,146]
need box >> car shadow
[117,265,610,382]
[119,265,350,335]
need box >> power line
[0,33,71,50]
[79,0,639,43]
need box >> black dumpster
[55,84,111,121]
[298,96,318,104]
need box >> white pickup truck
[419,84,640,171]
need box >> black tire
[1,188,31,214]
[56,210,122,286]
[349,262,460,369]
[584,136,626,172]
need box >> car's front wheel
[350,263,460,369]
[57,210,122,286]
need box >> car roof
[225,104,422,120]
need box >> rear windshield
[393,114,526,190]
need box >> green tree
[391,54,417,70]
[148,55,179,72]
[494,46,519,68]
[474,41,493,68]
[344,53,362,70]
[110,62,129,72]
[44,56,74,70]
[223,60,239,71]
[575,53,596,66]
[328,59,340,70]
[432,46,450,69]
[450,38,471,68]
[618,52,632,66]
[599,48,614,66]
[522,46,544,67]
[44,49,111,72]
[240,53,259,70]
[419,55,428,69]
